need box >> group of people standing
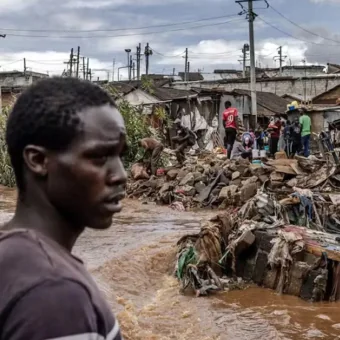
[222,101,312,160]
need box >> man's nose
[107,159,127,186]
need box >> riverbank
[0,187,339,338]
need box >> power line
[257,16,339,47]
[150,48,185,58]
[3,18,241,38]
[269,3,340,45]
[2,18,242,39]
[0,14,239,33]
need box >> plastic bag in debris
[268,230,304,269]
[131,163,150,180]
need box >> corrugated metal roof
[232,89,289,116]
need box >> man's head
[6,77,127,230]
[224,101,231,109]
[299,107,307,116]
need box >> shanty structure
[220,89,289,131]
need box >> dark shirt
[0,229,123,340]
[290,123,302,143]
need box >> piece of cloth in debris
[268,230,305,294]
[291,193,313,221]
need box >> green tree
[0,106,16,187]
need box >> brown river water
[0,186,339,339]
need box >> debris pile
[174,156,340,302]
[127,152,339,212]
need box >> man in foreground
[139,137,164,175]
[222,101,239,159]
[0,77,126,339]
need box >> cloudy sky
[0,0,339,80]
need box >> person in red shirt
[222,101,239,159]
[268,116,282,157]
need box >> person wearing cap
[231,133,252,161]
[299,108,311,157]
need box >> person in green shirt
[299,108,311,157]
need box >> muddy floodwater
[0,187,339,340]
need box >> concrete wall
[172,76,340,98]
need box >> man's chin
[87,216,113,230]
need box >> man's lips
[101,192,125,213]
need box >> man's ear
[22,145,49,177]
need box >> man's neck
[7,195,83,252]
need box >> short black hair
[6,77,116,190]
[224,101,231,109]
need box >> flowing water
[0,187,339,339]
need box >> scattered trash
[170,153,340,302]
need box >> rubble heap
[175,175,340,302]
[127,152,339,212]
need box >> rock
[159,183,171,195]
[258,175,269,184]
[232,171,241,180]
[236,230,256,254]
[252,250,268,285]
[166,169,179,180]
[177,170,189,181]
[195,182,206,194]
[180,173,195,186]
[240,182,257,202]
[287,261,310,296]
[229,163,238,172]
[230,179,241,187]
[263,268,279,289]
[195,165,204,173]
[177,185,196,197]
[193,172,204,182]
[270,171,284,182]
[219,185,238,199]
[286,178,298,188]
[241,176,258,187]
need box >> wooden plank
[267,159,298,166]
[305,243,340,262]
[272,165,296,175]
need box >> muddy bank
[0,188,339,339]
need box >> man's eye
[92,155,108,164]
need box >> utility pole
[145,43,152,75]
[83,57,86,79]
[273,46,287,76]
[69,48,74,77]
[187,61,190,74]
[248,0,257,124]
[76,46,80,78]
[132,62,135,80]
[129,55,133,80]
[184,48,188,81]
[86,58,89,80]
[112,58,116,82]
[23,58,27,77]
[236,0,268,125]
[241,43,249,78]
[136,43,141,80]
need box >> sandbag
[131,163,149,180]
